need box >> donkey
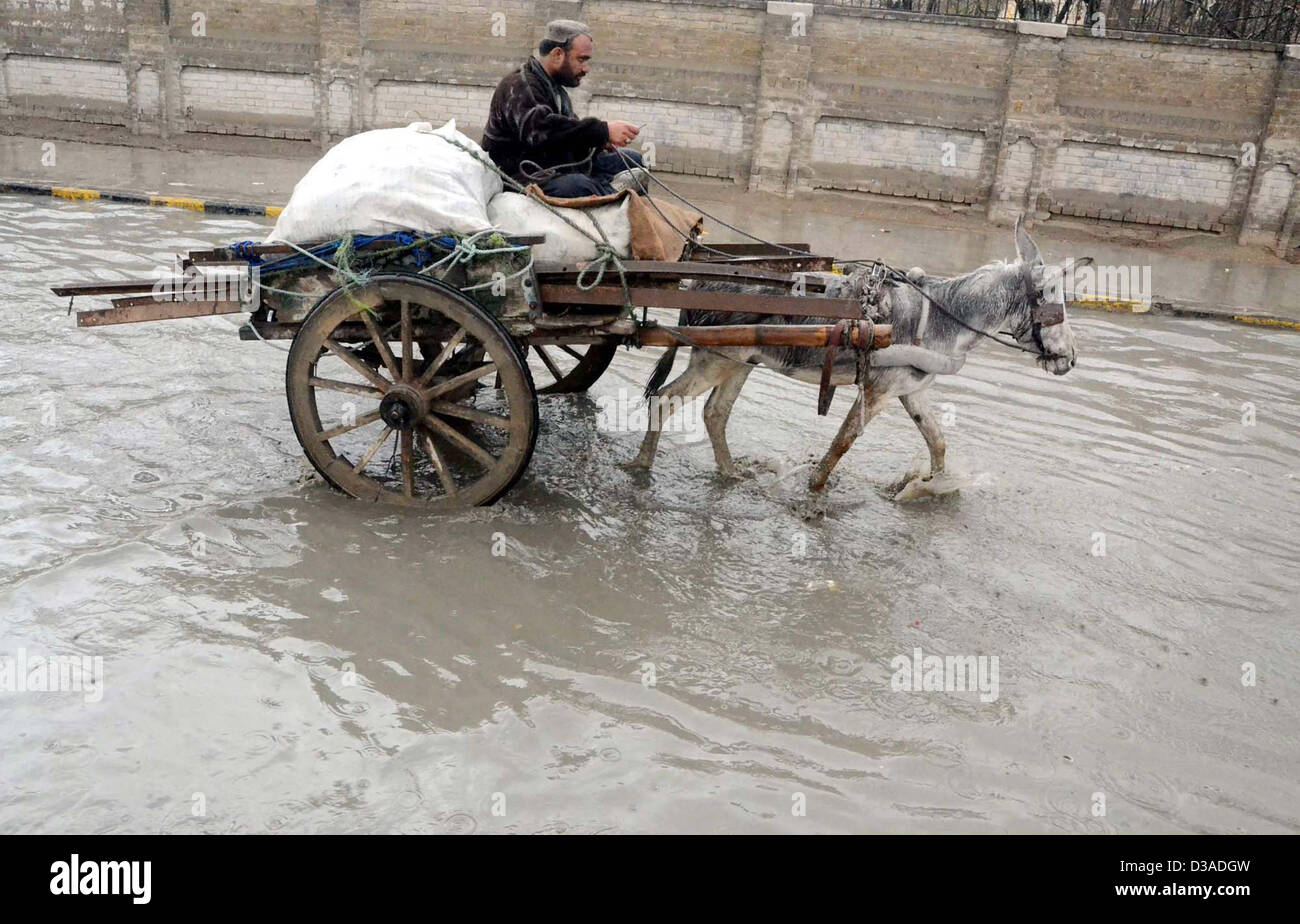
[628,215,1087,494]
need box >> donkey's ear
[1074,256,1095,268]
[1014,213,1042,266]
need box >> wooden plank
[639,323,891,350]
[538,285,865,320]
[77,300,245,327]
[52,279,171,297]
[110,293,248,309]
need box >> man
[482,19,649,198]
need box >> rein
[875,263,1068,362]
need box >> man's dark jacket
[481,57,609,185]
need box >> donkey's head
[1008,214,1086,376]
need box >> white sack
[268,120,501,242]
[486,191,631,265]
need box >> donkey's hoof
[716,458,756,481]
[894,471,969,502]
[618,458,653,473]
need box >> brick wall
[811,120,987,202]
[588,96,747,177]
[3,55,129,109]
[180,67,316,139]
[1049,142,1237,229]
[370,81,494,133]
[1,0,1299,252]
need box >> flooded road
[1,194,1297,833]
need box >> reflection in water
[0,195,1297,833]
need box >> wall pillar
[988,21,1067,225]
[124,0,169,139]
[319,0,362,147]
[1239,45,1300,258]
[750,2,815,196]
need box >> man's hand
[607,120,640,147]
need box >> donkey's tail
[644,309,687,400]
[644,345,677,400]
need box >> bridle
[879,262,1069,362]
[1007,261,1067,359]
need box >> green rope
[431,132,635,315]
[255,228,533,316]
[459,249,535,293]
[332,233,364,286]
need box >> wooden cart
[53,233,890,508]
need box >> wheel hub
[379,385,427,431]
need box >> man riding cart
[482,19,649,198]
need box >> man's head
[538,19,592,88]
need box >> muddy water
[1,194,1297,834]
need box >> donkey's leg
[808,388,888,493]
[628,354,726,470]
[899,390,945,478]
[702,364,753,478]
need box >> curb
[0,180,283,218]
[1065,295,1300,331]
[3,180,1296,333]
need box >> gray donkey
[629,215,1087,494]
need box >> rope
[607,147,756,261]
[239,134,1049,366]
[264,235,369,285]
[458,247,536,293]
[430,132,635,314]
[598,147,1057,362]
[418,228,527,281]
[243,317,291,353]
[879,266,1055,359]
[606,146,815,258]
[519,150,597,183]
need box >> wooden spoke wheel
[286,274,538,508]
[525,340,618,394]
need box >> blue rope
[232,231,465,276]
[231,240,263,264]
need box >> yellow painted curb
[1068,296,1150,314]
[265,205,284,218]
[149,195,206,211]
[51,187,100,201]
[1231,315,1300,331]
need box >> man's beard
[556,63,583,88]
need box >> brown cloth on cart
[522,184,704,262]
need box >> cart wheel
[286,274,538,508]
[525,341,618,394]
